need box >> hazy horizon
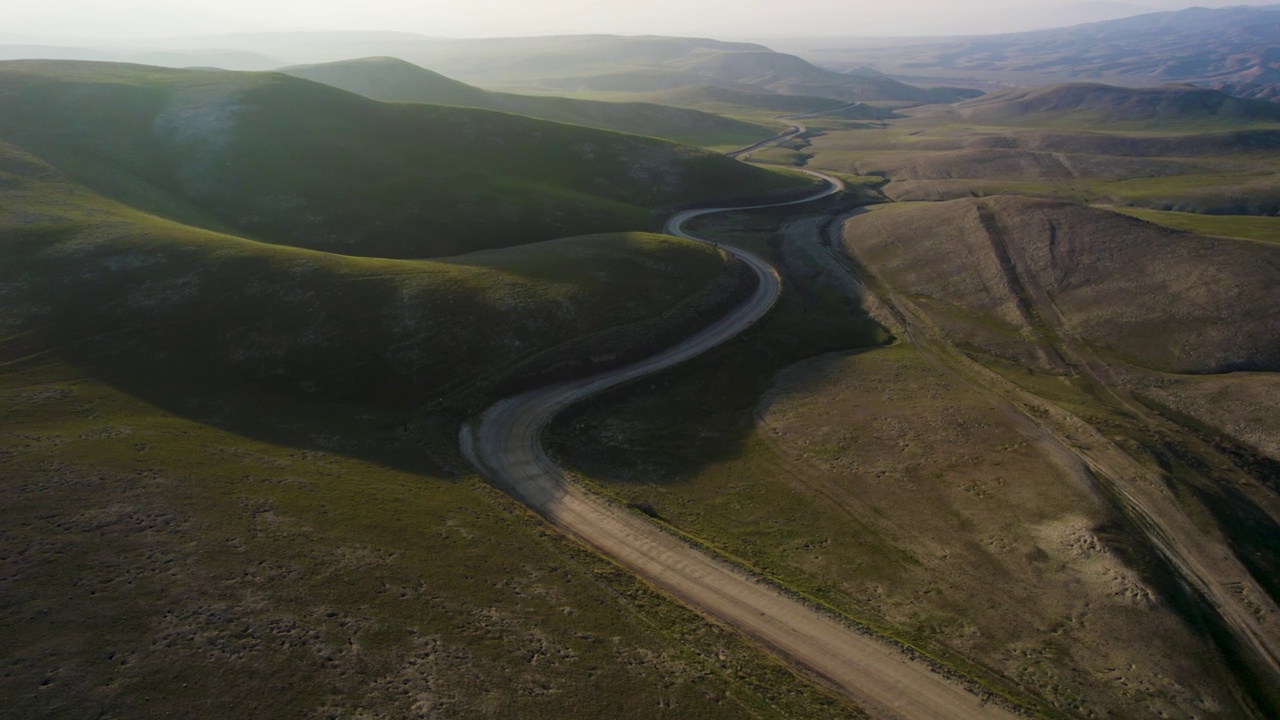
[7,0,1279,44]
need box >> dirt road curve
[463,150,1021,717]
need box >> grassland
[944,83,1280,132]
[797,124,1280,211]
[281,57,778,150]
[1107,206,1280,243]
[0,60,809,259]
[524,78,1280,717]
[0,57,877,717]
[546,205,1266,718]
[2,134,782,429]
[534,83,1280,714]
[386,35,974,104]
[8,54,1279,717]
[0,355,857,719]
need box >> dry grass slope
[547,211,1258,718]
[843,197,1280,374]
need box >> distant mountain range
[379,35,977,103]
[0,33,976,104]
[3,6,1278,105]
[280,56,776,146]
[772,5,1280,102]
[948,82,1280,127]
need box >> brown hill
[843,197,1280,374]
[779,6,1280,103]
[952,83,1280,126]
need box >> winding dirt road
[462,129,1021,718]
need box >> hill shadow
[543,205,892,490]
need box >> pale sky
[5,0,1276,41]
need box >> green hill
[0,141,754,412]
[635,84,852,113]
[0,58,861,720]
[0,60,807,259]
[281,56,489,106]
[280,56,775,148]
[951,83,1280,130]
[0,104,842,720]
[392,34,977,103]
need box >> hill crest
[279,56,776,147]
[952,82,1280,126]
[0,59,805,259]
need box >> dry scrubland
[551,96,1280,716]
[551,206,1277,717]
[803,121,1280,215]
[838,199,1280,712]
[844,197,1280,374]
[778,86,1280,221]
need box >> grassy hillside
[632,84,853,114]
[0,103,859,716]
[0,190,846,719]
[795,102,1280,213]
[951,83,1280,130]
[387,34,976,104]
[553,344,1250,719]
[540,206,1261,719]
[0,144,756,412]
[842,197,1280,374]
[0,60,808,259]
[281,57,776,148]
[1,368,853,720]
[1108,206,1280,244]
[282,56,489,105]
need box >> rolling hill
[843,197,1280,374]
[0,55,858,720]
[0,33,979,104]
[950,83,1280,128]
[0,58,809,406]
[794,83,1280,214]
[774,5,1280,102]
[0,60,808,260]
[399,35,976,103]
[629,84,851,113]
[0,144,750,409]
[0,101,843,720]
[280,56,775,147]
